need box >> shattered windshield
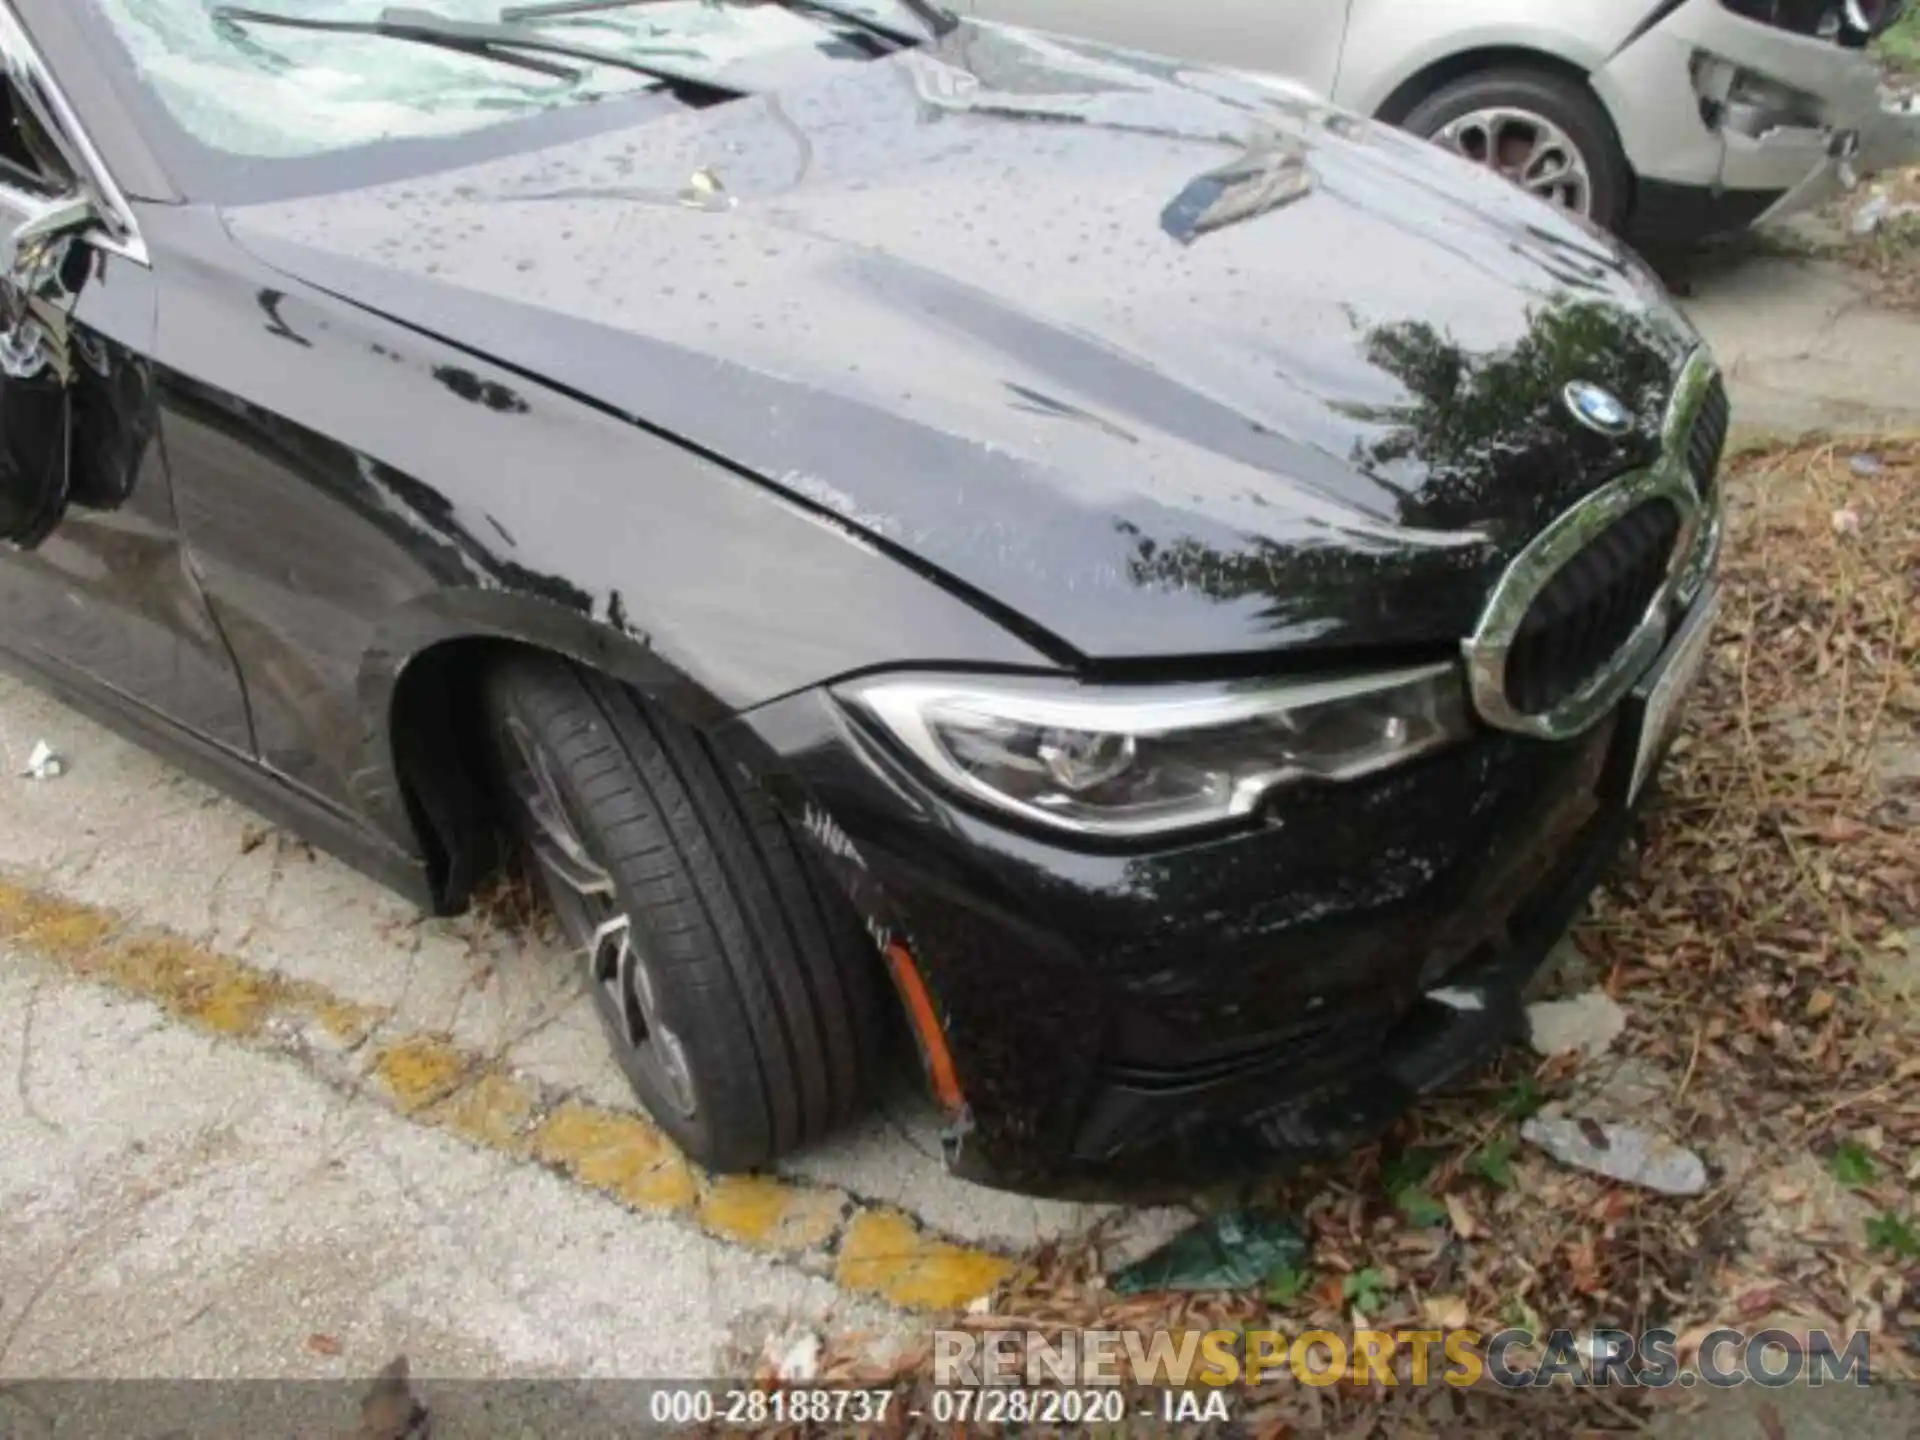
[81,0,925,160]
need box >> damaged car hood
[222,20,1704,661]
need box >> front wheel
[1400,67,1631,234]
[483,651,891,1171]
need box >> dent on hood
[224,19,1693,659]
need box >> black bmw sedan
[1,0,1726,1195]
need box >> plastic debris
[754,1324,823,1383]
[1109,1209,1306,1295]
[1850,452,1884,477]
[678,167,735,211]
[1525,990,1626,1060]
[21,740,63,780]
[770,1330,821,1384]
[1097,1206,1202,1273]
[1832,508,1862,536]
[1851,192,1890,235]
[1521,1116,1709,1196]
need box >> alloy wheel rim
[500,716,698,1117]
[1432,106,1593,215]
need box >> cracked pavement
[3,248,1918,1385]
[1672,252,1920,440]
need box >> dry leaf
[304,1333,342,1357]
[1737,1287,1778,1318]
[1445,1193,1478,1241]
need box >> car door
[0,7,251,753]
[958,0,1354,98]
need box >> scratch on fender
[802,804,866,870]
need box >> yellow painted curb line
[0,879,1015,1313]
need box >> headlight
[836,664,1473,839]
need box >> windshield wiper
[499,0,952,50]
[213,6,751,100]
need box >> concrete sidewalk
[0,952,886,1380]
[1678,252,1920,441]
[0,670,1101,1382]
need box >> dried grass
[1809,166,1920,313]
[1846,168,1920,312]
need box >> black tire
[1399,67,1631,234]
[482,650,890,1172]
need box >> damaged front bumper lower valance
[724,585,1717,1198]
[1687,44,1920,225]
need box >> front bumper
[1599,0,1920,242]
[1756,89,1920,225]
[722,594,1716,1199]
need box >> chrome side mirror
[0,191,96,277]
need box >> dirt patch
[1879,7,1920,81]
[1734,165,1920,314]
[790,440,1920,1435]
[1841,168,1920,312]
[1818,10,1920,306]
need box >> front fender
[149,207,1053,885]
[350,585,696,856]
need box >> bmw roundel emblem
[1563,380,1635,435]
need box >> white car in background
[958,0,1920,242]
